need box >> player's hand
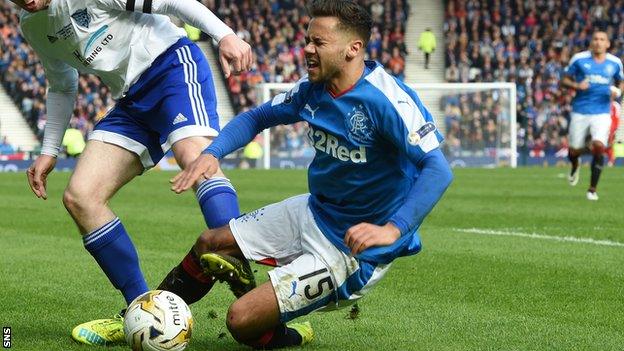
[170,153,219,193]
[577,79,590,90]
[344,222,401,256]
[26,154,56,200]
[218,33,253,78]
[610,86,622,99]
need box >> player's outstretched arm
[343,150,452,255]
[170,153,219,193]
[156,0,252,77]
[20,22,78,199]
[561,76,589,90]
[170,101,303,193]
[387,149,453,235]
[218,33,253,78]
[100,0,252,77]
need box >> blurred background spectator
[1,0,409,160]
[1,1,115,154]
[0,136,15,155]
[208,0,409,159]
[443,0,624,160]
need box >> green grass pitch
[1,167,623,350]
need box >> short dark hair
[307,0,373,46]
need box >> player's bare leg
[158,225,255,300]
[171,136,227,178]
[157,223,255,302]
[226,282,313,348]
[64,140,145,346]
[567,147,581,186]
[587,140,605,200]
[63,140,143,234]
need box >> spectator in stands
[443,0,624,160]
[418,27,436,69]
[1,0,408,160]
[0,136,15,155]
[214,0,408,111]
[0,1,114,147]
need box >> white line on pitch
[452,228,624,248]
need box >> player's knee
[225,302,252,342]
[568,148,581,157]
[62,185,100,216]
[194,226,235,254]
[591,142,605,156]
[62,187,84,216]
[172,137,210,169]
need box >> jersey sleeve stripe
[125,0,151,13]
[364,66,427,132]
[142,0,152,13]
[566,51,591,70]
[271,77,308,106]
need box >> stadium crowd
[0,1,115,149]
[444,0,624,158]
[0,0,408,160]
[211,0,409,159]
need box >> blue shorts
[89,37,220,168]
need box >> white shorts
[230,194,391,322]
[568,112,612,149]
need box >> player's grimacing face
[10,0,49,12]
[590,32,610,54]
[304,17,348,83]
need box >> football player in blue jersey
[561,30,624,200]
[161,0,452,348]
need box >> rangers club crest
[71,9,91,28]
[345,104,374,145]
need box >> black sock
[568,153,579,174]
[590,154,604,190]
[157,249,215,305]
[251,324,303,350]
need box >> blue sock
[196,177,240,228]
[83,217,149,305]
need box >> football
[123,290,193,351]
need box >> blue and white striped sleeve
[616,60,624,81]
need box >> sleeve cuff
[202,147,222,160]
[212,27,235,44]
[388,217,410,236]
[40,146,60,157]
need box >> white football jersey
[20,0,192,97]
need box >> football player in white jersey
[11,0,255,345]
[561,30,624,200]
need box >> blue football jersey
[268,61,444,263]
[564,51,624,114]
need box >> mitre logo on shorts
[308,127,367,163]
